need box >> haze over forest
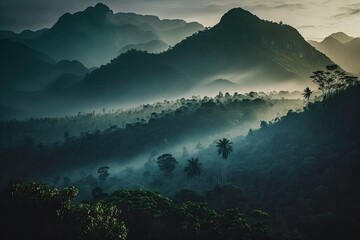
[0,2,359,240]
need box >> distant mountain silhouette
[63,8,331,103]
[208,79,238,87]
[0,28,48,42]
[309,33,360,75]
[0,39,88,91]
[112,12,204,46]
[118,40,168,55]
[2,7,334,116]
[201,79,239,94]
[328,32,354,44]
[44,73,82,93]
[23,3,203,67]
[345,38,360,50]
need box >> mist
[2,2,360,240]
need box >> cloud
[204,4,230,12]
[274,3,304,10]
[334,5,360,19]
[297,25,319,29]
[249,3,304,11]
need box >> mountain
[157,21,205,46]
[112,12,204,46]
[207,79,238,88]
[0,39,88,91]
[2,7,333,117]
[227,85,360,240]
[201,79,240,95]
[58,8,331,105]
[118,40,169,55]
[345,38,360,51]
[328,32,354,44]
[309,33,360,75]
[25,3,204,67]
[0,28,48,41]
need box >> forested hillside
[1,2,360,239]
[0,91,304,178]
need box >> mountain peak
[84,2,112,15]
[219,8,259,26]
[54,3,112,29]
[93,3,111,11]
[328,32,354,44]
[322,36,341,44]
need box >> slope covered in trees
[34,82,359,240]
[1,63,359,240]
[0,91,304,178]
[221,84,360,239]
[0,39,88,91]
[0,182,272,240]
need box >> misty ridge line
[0,3,336,121]
[1,2,360,240]
[0,90,308,148]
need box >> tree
[98,166,110,181]
[157,154,178,177]
[310,64,358,99]
[1,182,127,240]
[216,138,233,160]
[302,87,313,103]
[260,121,268,129]
[216,138,233,185]
[184,158,202,189]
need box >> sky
[1,0,360,41]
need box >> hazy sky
[1,0,359,40]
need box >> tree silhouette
[184,158,202,189]
[157,154,178,177]
[302,87,313,103]
[98,166,110,181]
[310,64,358,99]
[216,138,233,185]
[216,138,233,159]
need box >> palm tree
[184,158,202,189]
[302,87,313,103]
[216,138,233,185]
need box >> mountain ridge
[23,3,204,67]
[47,7,332,104]
[309,33,360,75]
[0,39,88,92]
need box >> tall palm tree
[302,87,313,103]
[184,158,202,189]
[216,138,233,186]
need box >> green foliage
[105,189,271,240]
[250,210,273,240]
[226,85,360,239]
[0,182,127,240]
[205,184,246,211]
[0,92,303,178]
[62,202,127,240]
